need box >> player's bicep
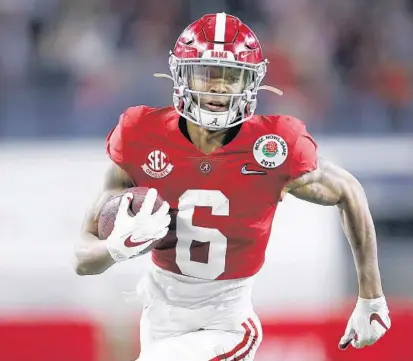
[103,163,135,190]
[284,159,353,206]
[81,164,134,236]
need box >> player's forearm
[338,181,383,299]
[74,233,115,275]
[282,159,384,298]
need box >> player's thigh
[138,328,262,361]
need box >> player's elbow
[339,175,368,209]
[73,250,105,276]
[74,261,89,276]
[74,245,115,275]
[73,259,104,276]
[73,232,114,276]
[73,256,92,276]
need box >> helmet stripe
[214,12,226,51]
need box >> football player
[74,13,390,361]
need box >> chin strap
[153,73,284,96]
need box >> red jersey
[106,105,317,280]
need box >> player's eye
[227,76,240,82]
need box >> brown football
[97,187,165,240]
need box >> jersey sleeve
[288,123,318,179]
[106,105,151,168]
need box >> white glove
[339,296,391,350]
[106,188,171,262]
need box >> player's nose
[209,81,228,94]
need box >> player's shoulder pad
[266,114,317,152]
[254,114,318,177]
[260,114,309,141]
[106,105,157,166]
[118,105,157,131]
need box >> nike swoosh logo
[241,165,266,175]
[124,235,149,248]
[370,313,389,330]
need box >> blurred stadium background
[1,0,412,360]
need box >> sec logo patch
[253,134,288,169]
[141,149,174,178]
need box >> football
[97,187,165,240]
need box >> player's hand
[106,188,171,262]
[339,296,391,350]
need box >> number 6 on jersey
[176,190,229,280]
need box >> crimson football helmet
[155,12,282,130]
